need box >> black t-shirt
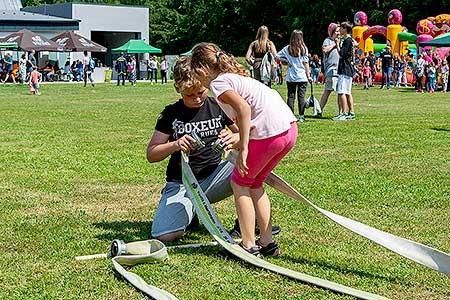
[338,36,354,77]
[155,96,234,182]
[380,51,392,69]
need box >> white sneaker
[332,113,347,121]
[298,115,305,123]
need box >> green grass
[0,82,449,300]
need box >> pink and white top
[210,73,296,140]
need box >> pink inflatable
[388,9,402,24]
[362,25,387,40]
[354,11,368,26]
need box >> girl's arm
[245,42,255,64]
[147,130,195,163]
[218,90,251,176]
[269,41,277,57]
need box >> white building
[22,2,149,67]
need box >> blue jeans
[151,160,233,237]
[382,67,392,88]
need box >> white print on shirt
[172,116,223,139]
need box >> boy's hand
[218,129,239,150]
[176,135,196,153]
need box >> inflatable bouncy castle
[352,11,373,55]
[386,9,407,54]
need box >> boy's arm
[147,130,195,163]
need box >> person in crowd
[245,25,277,86]
[82,51,95,87]
[310,54,321,84]
[427,61,436,93]
[276,60,283,85]
[18,54,28,84]
[160,55,169,84]
[27,49,37,76]
[46,61,61,82]
[367,51,376,87]
[363,60,371,90]
[28,65,42,95]
[70,61,79,81]
[40,60,53,82]
[333,21,356,121]
[379,46,393,89]
[441,60,449,92]
[2,53,16,84]
[191,42,297,257]
[396,55,407,87]
[319,23,340,116]
[128,55,137,86]
[415,53,426,93]
[276,30,312,123]
[115,52,128,86]
[392,53,400,87]
[147,56,281,242]
[63,59,73,81]
[147,56,159,83]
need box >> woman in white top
[276,30,312,123]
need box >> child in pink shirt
[191,42,297,256]
[363,61,371,90]
[29,66,42,95]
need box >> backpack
[260,48,277,84]
[88,58,96,71]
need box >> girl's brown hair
[190,42,249,79]
[288,30,307,58]
[254,25,270,53]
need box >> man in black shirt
[147,57,279,242]
[333,21,356,121]
[380,46,393,89]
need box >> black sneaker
[257,239,280,256]
[219,242,261,259]
[186,215,200,231]
[229,219,281,239]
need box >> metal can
[211,138,227,153]
[188,130,206,151]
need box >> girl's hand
[237,148,249,176]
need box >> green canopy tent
[111,40,162,54]
[420,33,450,47]
[180,50,192,56]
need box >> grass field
[0,81,449,300]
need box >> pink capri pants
[231,122,297,188]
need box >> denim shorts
[151,160,234,237]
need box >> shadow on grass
[94,220,152,241]
[278,254,404,283]
[93,218,212,243]
[431,127,450,132]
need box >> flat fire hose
[181,152,389,300]
[223,151,450,275]
[109,239,177,300]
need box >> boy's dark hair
[340,21,353,33]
